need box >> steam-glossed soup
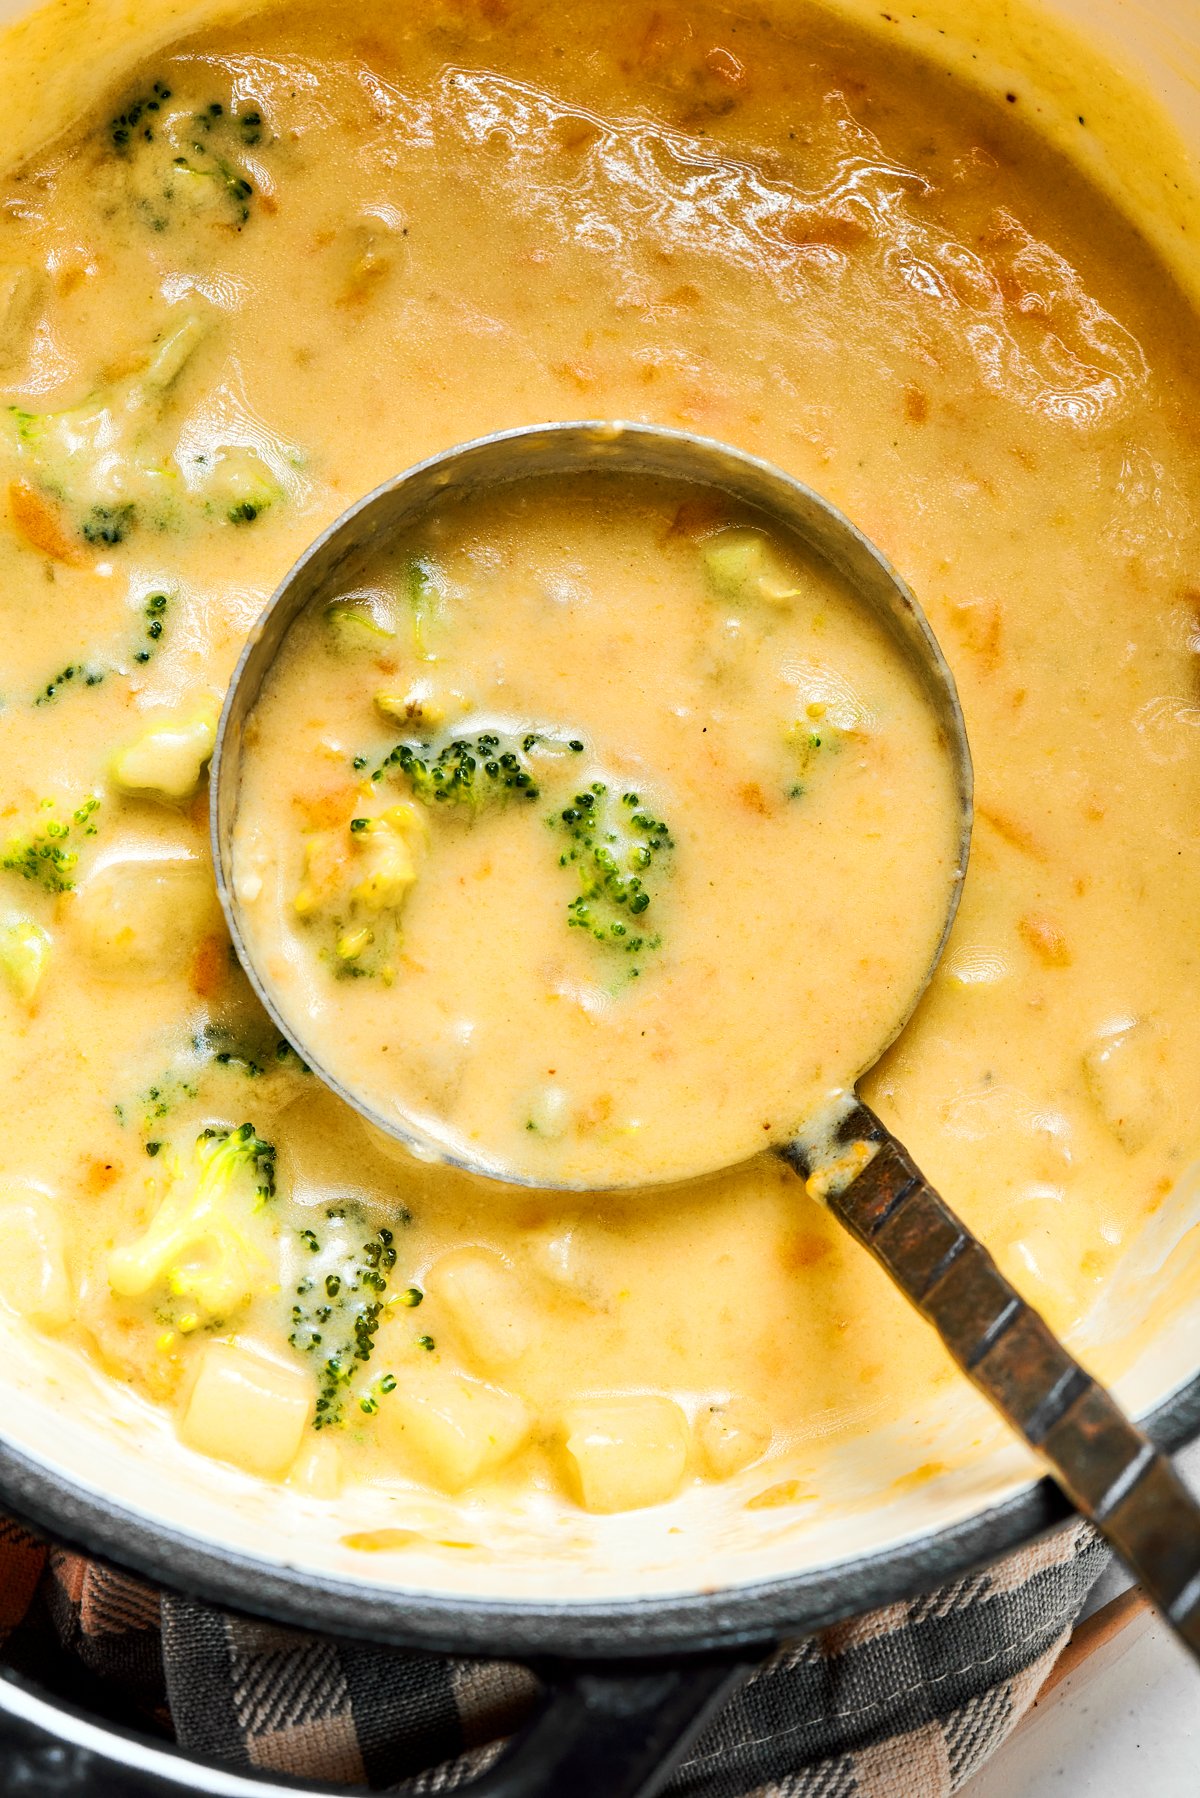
[0,0,1196,1522]
[233,474,962,1186]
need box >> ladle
[213,421,1200,1660]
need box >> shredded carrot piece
[84,1158,123,1194]
[189,933,230,999]
[8,479,85,566]
[667,495,728,538]
[292,787,357,831]
[1019,913,1072,967]
[978,803,1046,860]
[746,1479,818,1511]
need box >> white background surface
[961,1608,1197,1795]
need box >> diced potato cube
[0,1189,72,1329]
[562,1395,690,1513]
[702,529,801,605]
[294,831,348,917]
[524,1223,593,1299]
[73,858,219,979]
[379,1368,531,1493]
[695,1397,772,1480]
[350,812,421,910]
[288,1434,343,1500]
[180,1340,312,1480]
[1083,1020,1162,1154]
[111,708,218,802]
[0,919,51,1001]
[424,1246,531,1371]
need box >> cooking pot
[1,0,1199,1791]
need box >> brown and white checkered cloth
[0,1513,1106,1794]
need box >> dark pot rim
[4,1365,1199,1658]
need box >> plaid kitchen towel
[0,1513,1107,1794]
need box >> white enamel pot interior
[0,0,1198,1661]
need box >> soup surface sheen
[0,0,1197,1522]
[234,472,961,1186]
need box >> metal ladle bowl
[211,420,972,1188]
[212,420,1200,1663]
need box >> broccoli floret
[132,592,170,666]
[785,716,844,798]
[191,1022,311,1082]
[5,314,203,544]
[115,1024,309,1138]
[107,1121,277,1324]
[29,592,172,702]
[198,446,284,528]
[323,598,396,650]
[3,315,286,548]
[106,85,270,232]
[33,663,105,705]
[550,783,673,964]
[287,1216,401,1429]
[1,796,100,894]
[405,555,443,660]
[107,80,174,151]
[322,570,439,659]
[373,730,544,807]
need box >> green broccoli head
[6,314,206,543]
[106,85,269,232]
[117,1022,310,1141]
[373,730,546,809]
[405,555,444,660]
[364,731,675,969]
[1,796,101,895]
[4,314,286,549]
[287,1215,402,1429]
[107,1121,278,1324]
[552,783,674,962]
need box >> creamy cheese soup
[0,0,1197,1516]
[233,473,962,1186]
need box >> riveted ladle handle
[784,1100,1200,1659]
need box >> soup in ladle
[231,458,964,1188]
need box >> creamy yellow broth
[234,474,961,1186]
[0,0,1197,1517]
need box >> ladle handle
[785,1100,1200,1660]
